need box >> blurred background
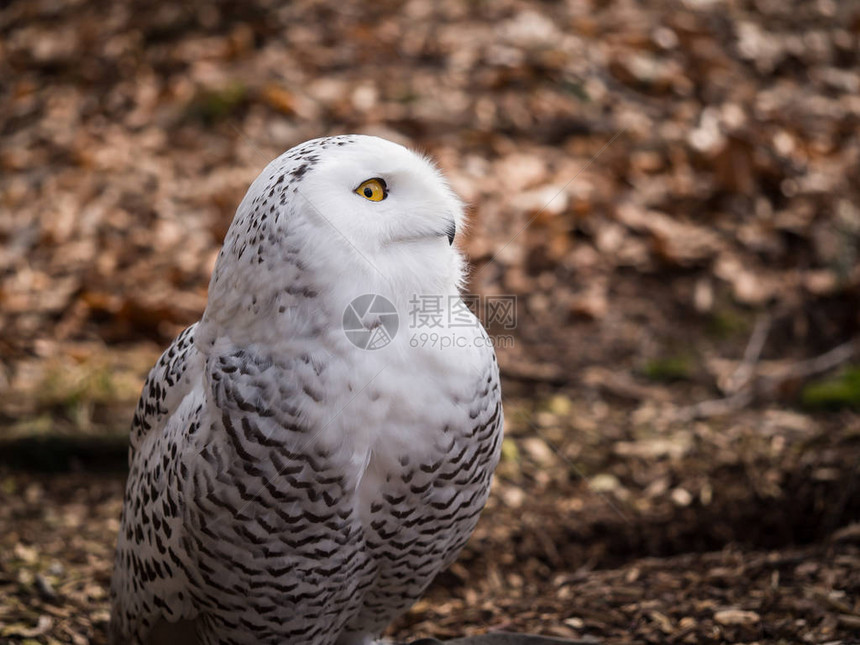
[1,0,859,643]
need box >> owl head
[201,135,468,346]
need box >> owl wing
[111,323,206,644]
[128,324,201,458]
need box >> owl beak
[445,220,456,246]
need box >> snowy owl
[110,135,504,645]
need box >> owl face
[299,136,462,253]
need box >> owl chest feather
[180,333,501,637]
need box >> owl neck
[196,245,464,353]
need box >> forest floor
[2,0,860,643]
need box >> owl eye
[355,178,388,202]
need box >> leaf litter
[1,0,859,642]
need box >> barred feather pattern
[111,324,501,644]
[110,135,503,644]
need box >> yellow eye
[355,178,388,202]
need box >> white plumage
[110,135,503,645]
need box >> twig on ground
[723,314,771,394]
[672,390,754,423]
[675,337,858,422]
[765,338,857,382]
